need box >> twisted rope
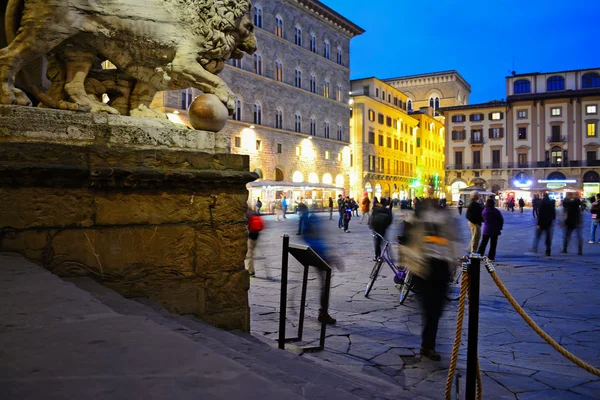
[445,271,469,399]
[488,269,600,377]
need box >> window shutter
[469,114,474,121]
[488,113,493,120]
[500,112,504,119]
[488,128,493,138]
[500,128,504,138]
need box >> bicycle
[364,233,463,304]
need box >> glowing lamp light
[249,125,256,129]
[514,180,532,187]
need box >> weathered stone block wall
[0,106,256,331]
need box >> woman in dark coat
[477,199,504,261]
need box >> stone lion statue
[0,0,256,117]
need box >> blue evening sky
[321,0,600,104]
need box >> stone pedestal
[0,106,256,331]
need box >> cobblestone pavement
[248,207,600,399]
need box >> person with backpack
[457,198,464,215]
[401,186,459,361]
[477,199,504,261]
[589,193,600,243]
[466,192,484,253]
[245,208,264,277]
[281,195,288,219]
[532,192,556,256]
[337,194,345,229]
[371,198,392,261]
[254,197,262,215]
[342,196,353,233]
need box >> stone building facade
[349,78,418,200]
[384,71,471,115]
[151,0,364,209]
[443,67,600,203]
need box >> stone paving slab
[249,208,600,398]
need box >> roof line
[506,67,600,79]
[382,70,472,90]
[294,0,365,36]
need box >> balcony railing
[469,137,485,145]
[546,135,567,143]
[446,160,600,170]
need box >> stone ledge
[0,105,230,153]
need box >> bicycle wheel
[445,264,463,301]
[398,271,413,304]
[365,260,383,297]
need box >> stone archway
[547,171,566,180]
[583,170,600,182]
[274,168,284,181]
[253,168,263,179]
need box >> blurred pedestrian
[371,198,392,261]
[402,187,459,361]
[296,197,308,235]
[351,198,359,217]
[254,197,262,215]
[562,192,583,255]
[589,193,600,243]
[360,193,371,224]
[343,196,353,233]
[301,211,345,325]
[337,194,344,229]
[477,199,504,261]
[245,208,264,277]
[532,192,556,256]
[466,192,483,253]
[328,197,334,220]
[457,198,464,215]
[518,197,525,213]
[282,195,288,219]
[532,195,540,218]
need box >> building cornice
[352,95,417,123]
[292,0,365,37]
[382,70,472,91]
[227,120,351,146]
[507,88,600,103]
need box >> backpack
[248,215,264,232]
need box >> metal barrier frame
[277,234,332,353]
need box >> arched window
[275,15,283,37]
[275,168,284,181]
[253,4,262,28]
[335,174,344,188]
[336,84,342,102]
[435,97,440,110]
[232,97,242,121]
[322,173,332,185]
[275,59,283,82]
[294,25,302,46]
[308,172,319,184]
[408,99,412,111]
[253,52,262,75]
[292,171,304,182]
[294,112,301,133]
[323,80,330,98]
[337,124,343,140]
[336,47,342,65]
[323,40,330,59]
[463,95,467,104]
[582,72,600,89]
[275,107,283,129]
[253,102,262,125]
[309,74,316,93]
[583,171,600,182]
[294,68,302,88]
[323,121,330,138]
[551,146,562,165]
[547,75,565,91]
[514,79,531,94]
[429,98,434,108]
[310,33,317,53]
[310,116,316,135]
[547,171,566,180]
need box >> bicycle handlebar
[372,232,399,245]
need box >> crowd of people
[243,188,600,362]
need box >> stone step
[67,276,416,399]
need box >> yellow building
[411,108,446,197]
[349,78,418,200]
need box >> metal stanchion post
[278,234,290,350]
[466,253,481,400]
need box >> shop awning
[458,185,494,195]
[246,180,344,191]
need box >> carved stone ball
[188,94,229,132]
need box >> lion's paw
[129,104,168,119]
[0,87,32,107]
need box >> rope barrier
[445,271,469,399]
[445,266,483,400]
[487,266,600,377]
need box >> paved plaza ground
[248,206,600,399]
